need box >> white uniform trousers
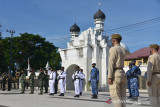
[74,82,80,95]
[80,80,83,92]
[59,79,65,94]
[49,80,55,93]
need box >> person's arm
[138,67,141,76]
[53,72,56,82]
[147,56,155,83]
[72,73,74,80]
[82,74,85,80]
[61,72,67,78]
[108,48,116,80]
[96,69,99,81]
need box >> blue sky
[0,0,160,52]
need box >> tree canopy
[0,33,61,73]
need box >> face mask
[150,50,152,55]
[111,40,114,46]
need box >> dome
[70,23,80,32]
[93,9,105,20]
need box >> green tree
[0,33,61,73]
[0,31,4,72]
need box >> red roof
[125,47,160,60]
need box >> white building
[59,9,110,91]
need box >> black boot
[59,93,64,96]
[80,92,82,95]
[92,94,95,98]
[61,93,64,96]
[49,93,54,95]
[74,95,79,97]
[59,93,62,96]
[92,94,97,99]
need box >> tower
[93,9,106,35]
[70,23,80,37]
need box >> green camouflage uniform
[38,72,44,94]
[7,74,12,91]
[20,73,26,93]
[29,72,36,94]
[44,73,49,93]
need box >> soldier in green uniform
[7,73,12,91]
[29,69,36,94]
[2,73,6,91]
[15,71,20,89]
[20,70,26,94]
[38,68,44,95]
[44,70,49,93]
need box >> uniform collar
[114,44,120,47]
[153,52,159,55]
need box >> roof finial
[98,2,101,9]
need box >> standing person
[29,69,36,94]
[38,68,44,95]
[7,73,12,91]
[54,70,58,94]
[72,66,81,97]
[147,44,160,107]
[108,34,130,107]
[130,60,141,101]
[90,63,99,99]
[20,70,26,94]
[80,69,85,96]
[58,67,66,96]
[15,71,20,89]
[49,68,56,95]
[44,70,49,93]
[126,63,132,99]
[2,73,6,91]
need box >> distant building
[59,9,110,91]
[124,46,160,75]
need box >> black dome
[93,9,105,20]
[70,23,80,32]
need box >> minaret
[93,9,106,35]
[70,23,80,37]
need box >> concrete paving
[0,89,151,107]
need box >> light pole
[6,29,15,73]
[45,61,50,71]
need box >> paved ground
[0,89,151,107]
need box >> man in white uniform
[80,69,85,95]
[58,67,67,96]
[72,66,81,97]
[49,68,56,95]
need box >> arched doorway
[66,64,78,90]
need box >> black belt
[153,72,160,75]
[91,77,97,79]
[75,78,80,79]
[130,76,138,79]
[114,68,123,70]
[60,78,65,79]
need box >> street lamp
[27,58,31,76]
[6,29,15,73]
[45,61,50,71]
